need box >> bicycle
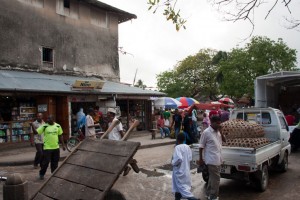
[66,127,104,152]
[66,128,85,152]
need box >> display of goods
[224,137,270,148]
[221,119,264,139]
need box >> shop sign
[72,80,105,90]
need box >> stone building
[0,0,164,146]
[0,0,136,81]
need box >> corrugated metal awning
[0,70,165,97]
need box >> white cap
[107,108,116,114]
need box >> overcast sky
[100,0,300,88]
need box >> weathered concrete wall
[0,0,120,81]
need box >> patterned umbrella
[176,97,199,108]
[154,97,182,109]
[218,97,234,104]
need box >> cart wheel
[66,137,80,152]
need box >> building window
[42,47,53,63]
[56,0,78,19]
[91,9,110,29]
[63,0,70,8]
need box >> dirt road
[1,145,300,200]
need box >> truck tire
[255,164,269,192]
[202,167,209,183]
[278,152,288,172]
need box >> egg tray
[221,119,264,139]
[224,137,270,148]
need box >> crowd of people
[30,113,66,180]
[76,106,104,137]
[26,103,300,200]
[170,104,300,200]
[29,106,137,180]
[30,102,300,200]
[171,115,225,200]
[158,105,230,200]
[156,106,230,144]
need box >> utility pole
[133,68,138,86]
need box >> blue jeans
[159,127,170,137]
[174,127,180,138]
[174,127,181,144]
[192,121,197,137]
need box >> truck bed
[221,140,281,171]
[191,140,282,172]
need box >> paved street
[1,145,300,200]
[114,145,300,200]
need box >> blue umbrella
[176,97,199,108]
[154,97,182,109]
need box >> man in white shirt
[107,108,134,176]
[172,133,199,200]
[85,108,100,139]
[106,108,140,176]
[107,108,124,141]
[30,113,45,169]
[198,116,226,200]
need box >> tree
[157,49,220,99]
[148,0,186,31]
[210,0,294,24]
[148,0,298,32]
[218,36,297,98]
[134,79,147,89]
[156,70,185,97]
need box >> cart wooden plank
[55,163,117,190]
[31,139,140,200]
[40,177,104,200]
[33,193,53,200]
[78,139,139,156]
[66,151,128,174]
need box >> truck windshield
[237,112,271,124]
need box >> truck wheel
[202,167,209,183]
[278,152,288,172]
[255,164,269,192]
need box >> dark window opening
[42,47,53,63]
[63,0,70,8]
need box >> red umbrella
[176,97,199,108]
[186,103,233,114]
[219,97,234,104]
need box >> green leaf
[156,49,220,98]
[218,36,297,98]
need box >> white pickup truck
[192,107,291,192]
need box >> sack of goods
[221,119,269,148]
